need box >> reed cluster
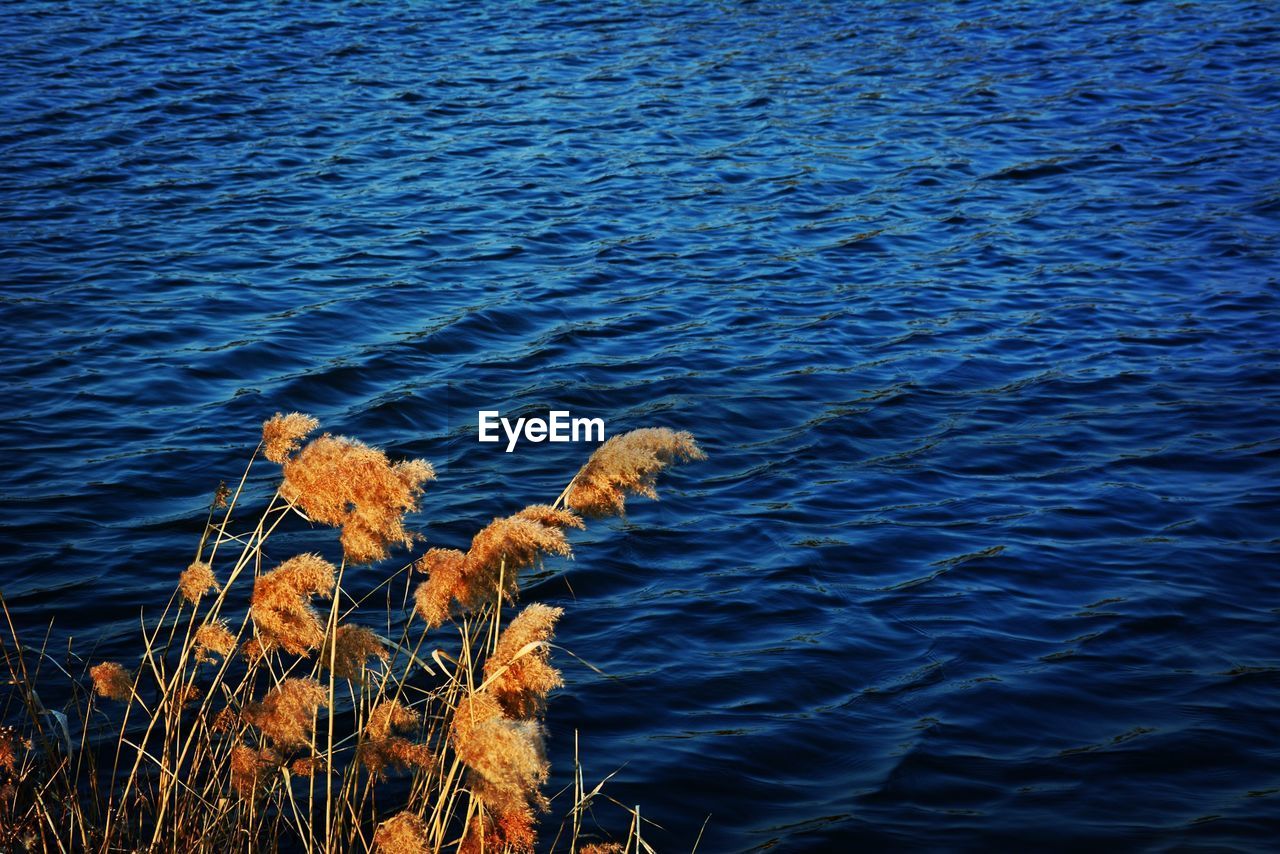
[0,415,703,852]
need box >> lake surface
[2,1,1279,850]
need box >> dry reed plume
[281,434,434,563]
[413,506,582,628]
[194,620,237,662]
[88,661,132,702]
[374,811,430,853]
[179,559,217,603]
[566,427,705,517]
[325,623,390,680]
[484,604,564,718]
[230,743,282,798]
[0,411,703,852]
[250,553,336,656]
[243,677,327,749]
[262,411,320,463]
[452,690,548,853]
[358,700,433,779]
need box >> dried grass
[89,662,132,702]
[373,811,429,853]
[324,623,389,680]
[0,413,702,851]
[178,560,217,604]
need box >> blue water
[3,1,1279,849]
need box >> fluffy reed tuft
[229,743,281,798]
[459,802,537,854]
[289,756,322,777]
[193,621,236,663]
[412,548,468,628]
[358,700,432,779]
[566,427,705,517]
[1,415,702,850]
[281,434,434,563]
[261,412,319,464]
[249,553,336,656]
[483,604,564,718]
[325,624,389,681]
[243,678,327,749]
[178,560,217,604]
[89,662,132,702]
[413,507,580,628]
[373,811,429,854]
[452,690,549,827]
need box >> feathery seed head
[249,554,336,656]
[412,511,574,628]
[211,707,239,734]
[0,725,22,776]
[288,755,322,777]
[451,690,549,818]
[566,427,704,517]
[359,700,432,778]
[241,636,269,664]
[373,812,429,854]
[365,699,420,740]
[325,624,389,681]
[194,621,237,663]
[458,802,537,854]
[513,504,585,530]
[281,434,434,563]
[229,743,280,798]
[179,560,217,604]
[243,678,326,749]
[412,548,467,628]
[89,662,132,702]
[484,604,564,718]
[262,412,319,464]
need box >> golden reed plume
[484,603,564,718]
[357,699,433,779]
[249,553,336,656]
[178,560,217,604]
[243,678,327,749]
[566,427,705,517]
[373,811,429,854]
[325,624,389,680]
[261,411,319,464]
[0,725,24,776]
[89,662,133,702]
[193,621,236,663]
[280,433,434,564]
[229,743,281,798]
[451,690,549,853]
[413,506,582,628]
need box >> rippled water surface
[3,1,1280,850]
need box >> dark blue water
[3,1,1279,850]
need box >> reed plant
[0,413,703,852]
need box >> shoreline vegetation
[0,413,704,852]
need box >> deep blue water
[3,1,1280,850]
